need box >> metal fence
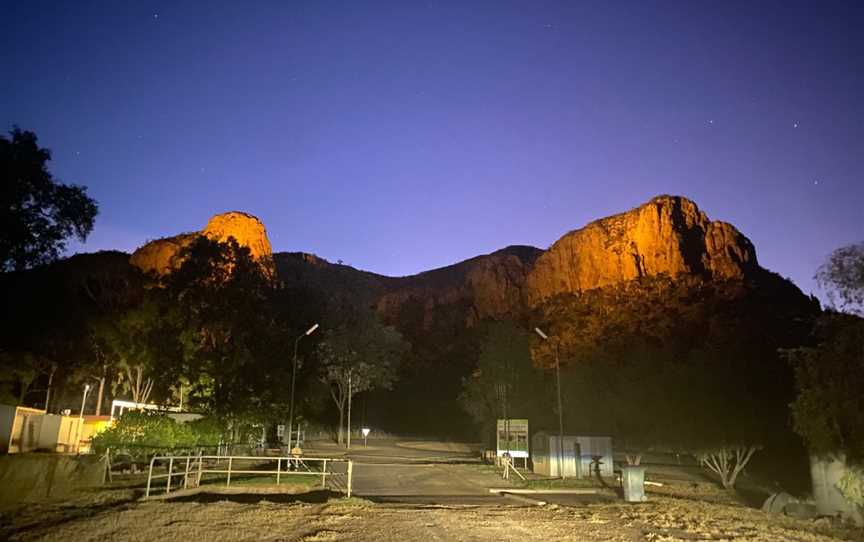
[144,454,353,498]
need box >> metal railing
[144,453,353,498]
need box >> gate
[145,454,353,498]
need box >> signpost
[362,427,371,447]
[496,418,529,468]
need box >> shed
[531,432,614,478]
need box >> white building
[531,432,614,478]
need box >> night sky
[2,1,862,298]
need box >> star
[153,13,159,20]
[813,179,819,185]
[708,119,714,125]
[793,122,799,128]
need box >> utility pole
[346,370,352,450]
[535,327,566,479]
[288,323,319,453]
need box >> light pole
[76,384,91,453]
[287,323,319,452]
[535,327,566,479]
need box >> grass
[197,473,323,488]
[518,477,608,490]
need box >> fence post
[184,456,191,489]
[226,456,233,487]
[167,457,174,494]
[145,456,157,498]
[102,448,112,485]
[197,451,203,487]
[347,460,353,498]
[276,457,281,485]
[321,459,327,489]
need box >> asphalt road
[306,440,614,506]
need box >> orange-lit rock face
[202,212,272,261]
[525,196,757,306]
[130,212,274,275]
[129,233,197,275]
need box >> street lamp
[287,323,319,452]
[76,384,91,453]
[535,327,566,479]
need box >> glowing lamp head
[305,323,319,336]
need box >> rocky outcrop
[129,197,760,327]
[525,196,757,306]
[130,212,273,275]
[375,246,541,329]
[128,233,198,275]
[202,212,272,261]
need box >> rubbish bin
[621,465,647,502]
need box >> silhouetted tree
[818,242,864,315]
[316,311,408,445]
[787,312,864,465]
[1,127,98,271]
[459,321,547,446]
[161,236,284,424]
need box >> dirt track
[4,490,860,542]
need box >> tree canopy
[1,127,98,271]
[818,242,864,316]
[788,312,864,465]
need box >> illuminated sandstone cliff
[130,211,273,275]
[524,195,757,306]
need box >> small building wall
[531,432,614,478]
[8,406,47,453]
[0,405,16,454]
[574,436,614,478]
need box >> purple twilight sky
[2,1,862,299]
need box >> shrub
[91,410,222,461]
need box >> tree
[161,236,289,427]
[818,242,864,316]
[1,127,98,271]
[532,273,814,488]
[459,322,547,447]
[317,313,408,445]
[787,312,864,465]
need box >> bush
[91,411,222,461]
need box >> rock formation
[130,211,273,275]
[525,195,757,306]
[375,246,541,329]
[129,196,764,327]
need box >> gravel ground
[2,487,862,542]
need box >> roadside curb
[489,489,546,506]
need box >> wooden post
[276,457,281,485]
[226,457,233,486]
[347,460,353,498]
[321,459,327,489]
[167,457,174,494]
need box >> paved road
[306,439,614,507]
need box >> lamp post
[287,323,319,452]
[535,327,566,479]
[76,384,91,454]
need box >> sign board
[276,424,285,437]
[496,418,529,458]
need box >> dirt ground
[2,486,862,542]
